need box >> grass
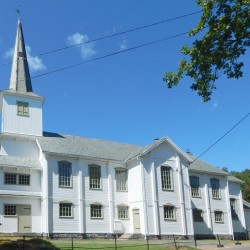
[0,237,199,250]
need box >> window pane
[18,174,30,185]
[161,166,173,190]
[210,178,220,198]
[190,176,200,197]
[89,165,101,189]
[4,205,16,216]
[193,209,203,222]
[118,206,129,219]
[17,102,29,116]
[59,203,72,217]
[5,173,17,185]
[215,211,223,223]
[59,162,72,187]
[116,169,127,191]
[164,205,175,220]
[91,205,103,218]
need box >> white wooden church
[0,18,247,239]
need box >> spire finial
[16,5,21,19]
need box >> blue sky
[0,1,249,172]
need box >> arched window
[190,176,200,197]
[210,178,220,199]
[161,166,173,190]
[89,164,102,189]
[58,161,72,187]
[116,168,127,191]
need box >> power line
[190,112,250,164]
[180,112,250,173]
[0,10,201,67]
[3,30,189,87]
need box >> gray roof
[227,175,244,184]
[188,154,228,175]
[243,200,250,209]
[0,155,41,169]
[38,132,143,162]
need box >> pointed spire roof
[9,18,33,93]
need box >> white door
[133,209,141,233]
[17,205,31,233]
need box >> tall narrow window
[210,178,220,199]
[214,211,223,223]
[17,101,29,116]
[230,198,238,219]
[91,204,103,219]
[161,166,173,190]
[89,165,101,189]
[118,206,129,219]
[59,203,72,217]
[116,169,127,191]
[190,176,200,197]
[58,161,72,187]
[193,209,203,222]
[163,205,176,220]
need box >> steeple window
[17,101,29,116]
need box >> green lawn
[0,237,199,250]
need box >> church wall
[0,197,42,233]
[0,138,39,158]
[0,168,41,193]
[2,94,43,136]
[128,160,145,234]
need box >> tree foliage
[163,0,250,101]
[231,169,250,202]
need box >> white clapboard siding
[0,139,39,158]
[0,197,42,233]
[2,94,43,136]
[0,169,41,193]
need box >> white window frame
[4,205,16,216]
[90,204,103,219]
[190,176,200,197]
[163,205,176,220]
[161,166,173,191]
[58,161,72,188]
[17,101,29,116]
[118,206,129,220]
[59,203,73,218]
[214,210,224,223]
[193,209,203,222]
[116,168,127,192]
[89,165,102,190]
[210,178,220,199]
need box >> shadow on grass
[0,238,60,250]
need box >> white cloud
[26,46,46,72]
[119,40,127,50]
[4,45,46,72]
[67,33,96,59]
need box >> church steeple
[9,17,33,93]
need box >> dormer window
[17,101,29,116]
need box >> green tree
[231,169,250,202]
[163,0,250,102]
